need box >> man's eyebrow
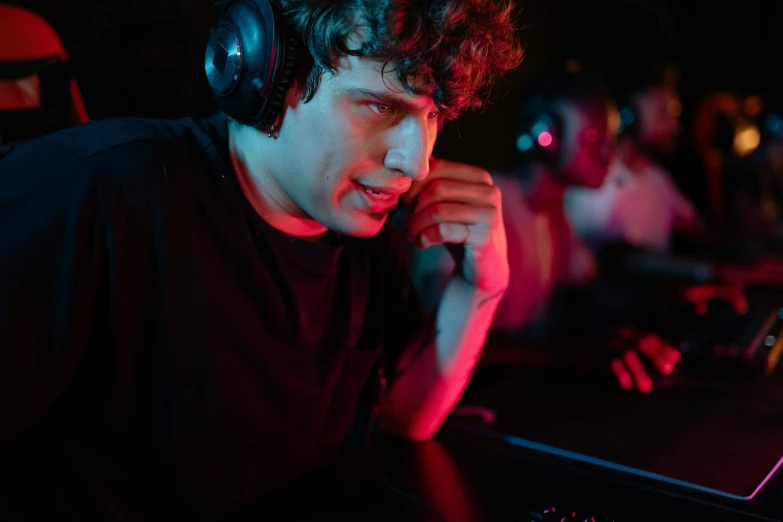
[344,87,431,112]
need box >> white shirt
[565,157,695,252]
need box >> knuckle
[431,178,449,199]
[459,164,492,184]
[478,168,493,185]
[488,184,502,204]
[485,206,501,226]
[430,202,448,222]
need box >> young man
[565,63,698,253]
[412,62,682,393]
[0,0,522,519]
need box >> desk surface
[247,288,783,521]
[261,425,782,521]
[341,288,783,521]
[452,366,783,498]
[264,366,783,521]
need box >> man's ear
[276,80,306,132]
[437,116,446,133]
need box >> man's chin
[338,212,389,238]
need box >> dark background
[6,0,783,171]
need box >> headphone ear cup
[618,102,638,139]
[515,107,562,167]
[205,0,293,128]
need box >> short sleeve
[0,139,104,442]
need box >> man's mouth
[359,185,395,201]
[353,182,405,212]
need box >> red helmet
[0,4,88,146]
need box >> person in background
[565,62,698,253]
[691,92,783,241]
[566,71,783,303]
[411,61,682,393]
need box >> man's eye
[427,111,439,121]
[372,103,397,115]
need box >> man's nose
[384,116,433,181]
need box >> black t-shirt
[0,114,435,521]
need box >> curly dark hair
[274,0,524,119]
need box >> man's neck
[618,138,657,171]
[228,121,329,242]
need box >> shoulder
[1,115,228,210]
[606,158,635,185]
[66,117,223,180]
[646,164,685,200]
[3,115,224,180]
[41,116,220,158]
[37,117,174,159]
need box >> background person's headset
[514,98,565,170]
[616,99,638,138]
[513,60,595,172]
[204,0,298,129]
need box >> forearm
[377,274,505,441]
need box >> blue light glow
[531,121,549,137]
[766,114,783,137]
[516,134,534,152]
[619,107,635,129]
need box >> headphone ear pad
[255,34,297,129]
[617,101,638,139]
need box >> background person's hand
[610,333,681,393]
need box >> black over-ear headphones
[514,99,564,168]
[617,101,638,137]
[205,0,298,128]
